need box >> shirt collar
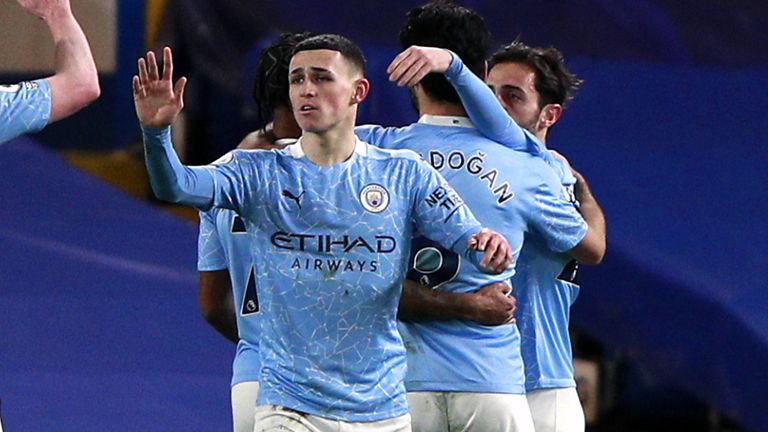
[288,136,368,159]
[418,114,475,128]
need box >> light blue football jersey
[513,157,584,390]
[0,80,51,144]
[356,117,588,395]
[142,127,484,421]
[439,53,588,391]
[197,208,261,387]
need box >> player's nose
[299,80,317,97]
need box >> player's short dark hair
[488,41,583,108]
[253,32,314,128]
[399,0,491,105]
[292,34,367,77]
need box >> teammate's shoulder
[363,142,422,162]
[0,79,49,98]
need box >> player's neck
[533,126,549,146]
[300,124,357,166]
[416,93,467,118]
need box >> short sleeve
[528,169,588,253]
[207,150,262,216]
[197,210,228,271]
[410,159,482,255]
[0,80,52,143]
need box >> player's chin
[296,119,325,134]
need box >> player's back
[357,118,555,394]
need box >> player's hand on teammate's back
[387,46,453,87]
[463,282,517,326]
[133,47,187,128]
[468,228,513,273]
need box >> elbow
[73,72,101,108]
[148,179,184,204]
[581,252,604,266]
[199,299,224,325]
[83,76,101,104]
[580,243,606,265]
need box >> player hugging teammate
[135,1,605,431]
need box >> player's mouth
[299,104,318,114]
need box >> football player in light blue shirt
[0,0,98,144]
[486,42,606,432]
[353,4,605,431]
[196,32,308,432]
[134,36,512,431]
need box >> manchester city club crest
[360,184,389,213]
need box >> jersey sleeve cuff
[141,125,172,146]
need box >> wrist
[456,292,477,321]
[42,5,74,25]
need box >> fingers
[388,49,418,85]
[494,282,512,296]
[162,46,173,82]
[386,47,414,76]
[138,57,149,87]
[469,228,491,251]
[473,230,513,272]
[479,234,501,268]
[131,75,144,98]
[399,61,433,87]
[174,76,187,107]
[147,51,160,81]
[387,46,437,87]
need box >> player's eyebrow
[499,84,525,93]
[290,66,333,75]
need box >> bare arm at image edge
[17,0,100,122]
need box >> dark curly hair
[399,0,491,105]
[252,32,314,128]
[489,40,583,109]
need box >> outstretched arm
[17,0,100,122]
[387,46,548,158]
[133,47,215,209]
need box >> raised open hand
[133,47,187,128]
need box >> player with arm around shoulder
[485,41,607,432]
[353,3,591,431]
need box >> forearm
[142,126,215,209]
[398,279,473,322]
[206,309,239,344]
[444,54,530,152]
[573,171,607,263]
[44,6,99,121]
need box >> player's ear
[351,78,370,104]
[538,104,562,129]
